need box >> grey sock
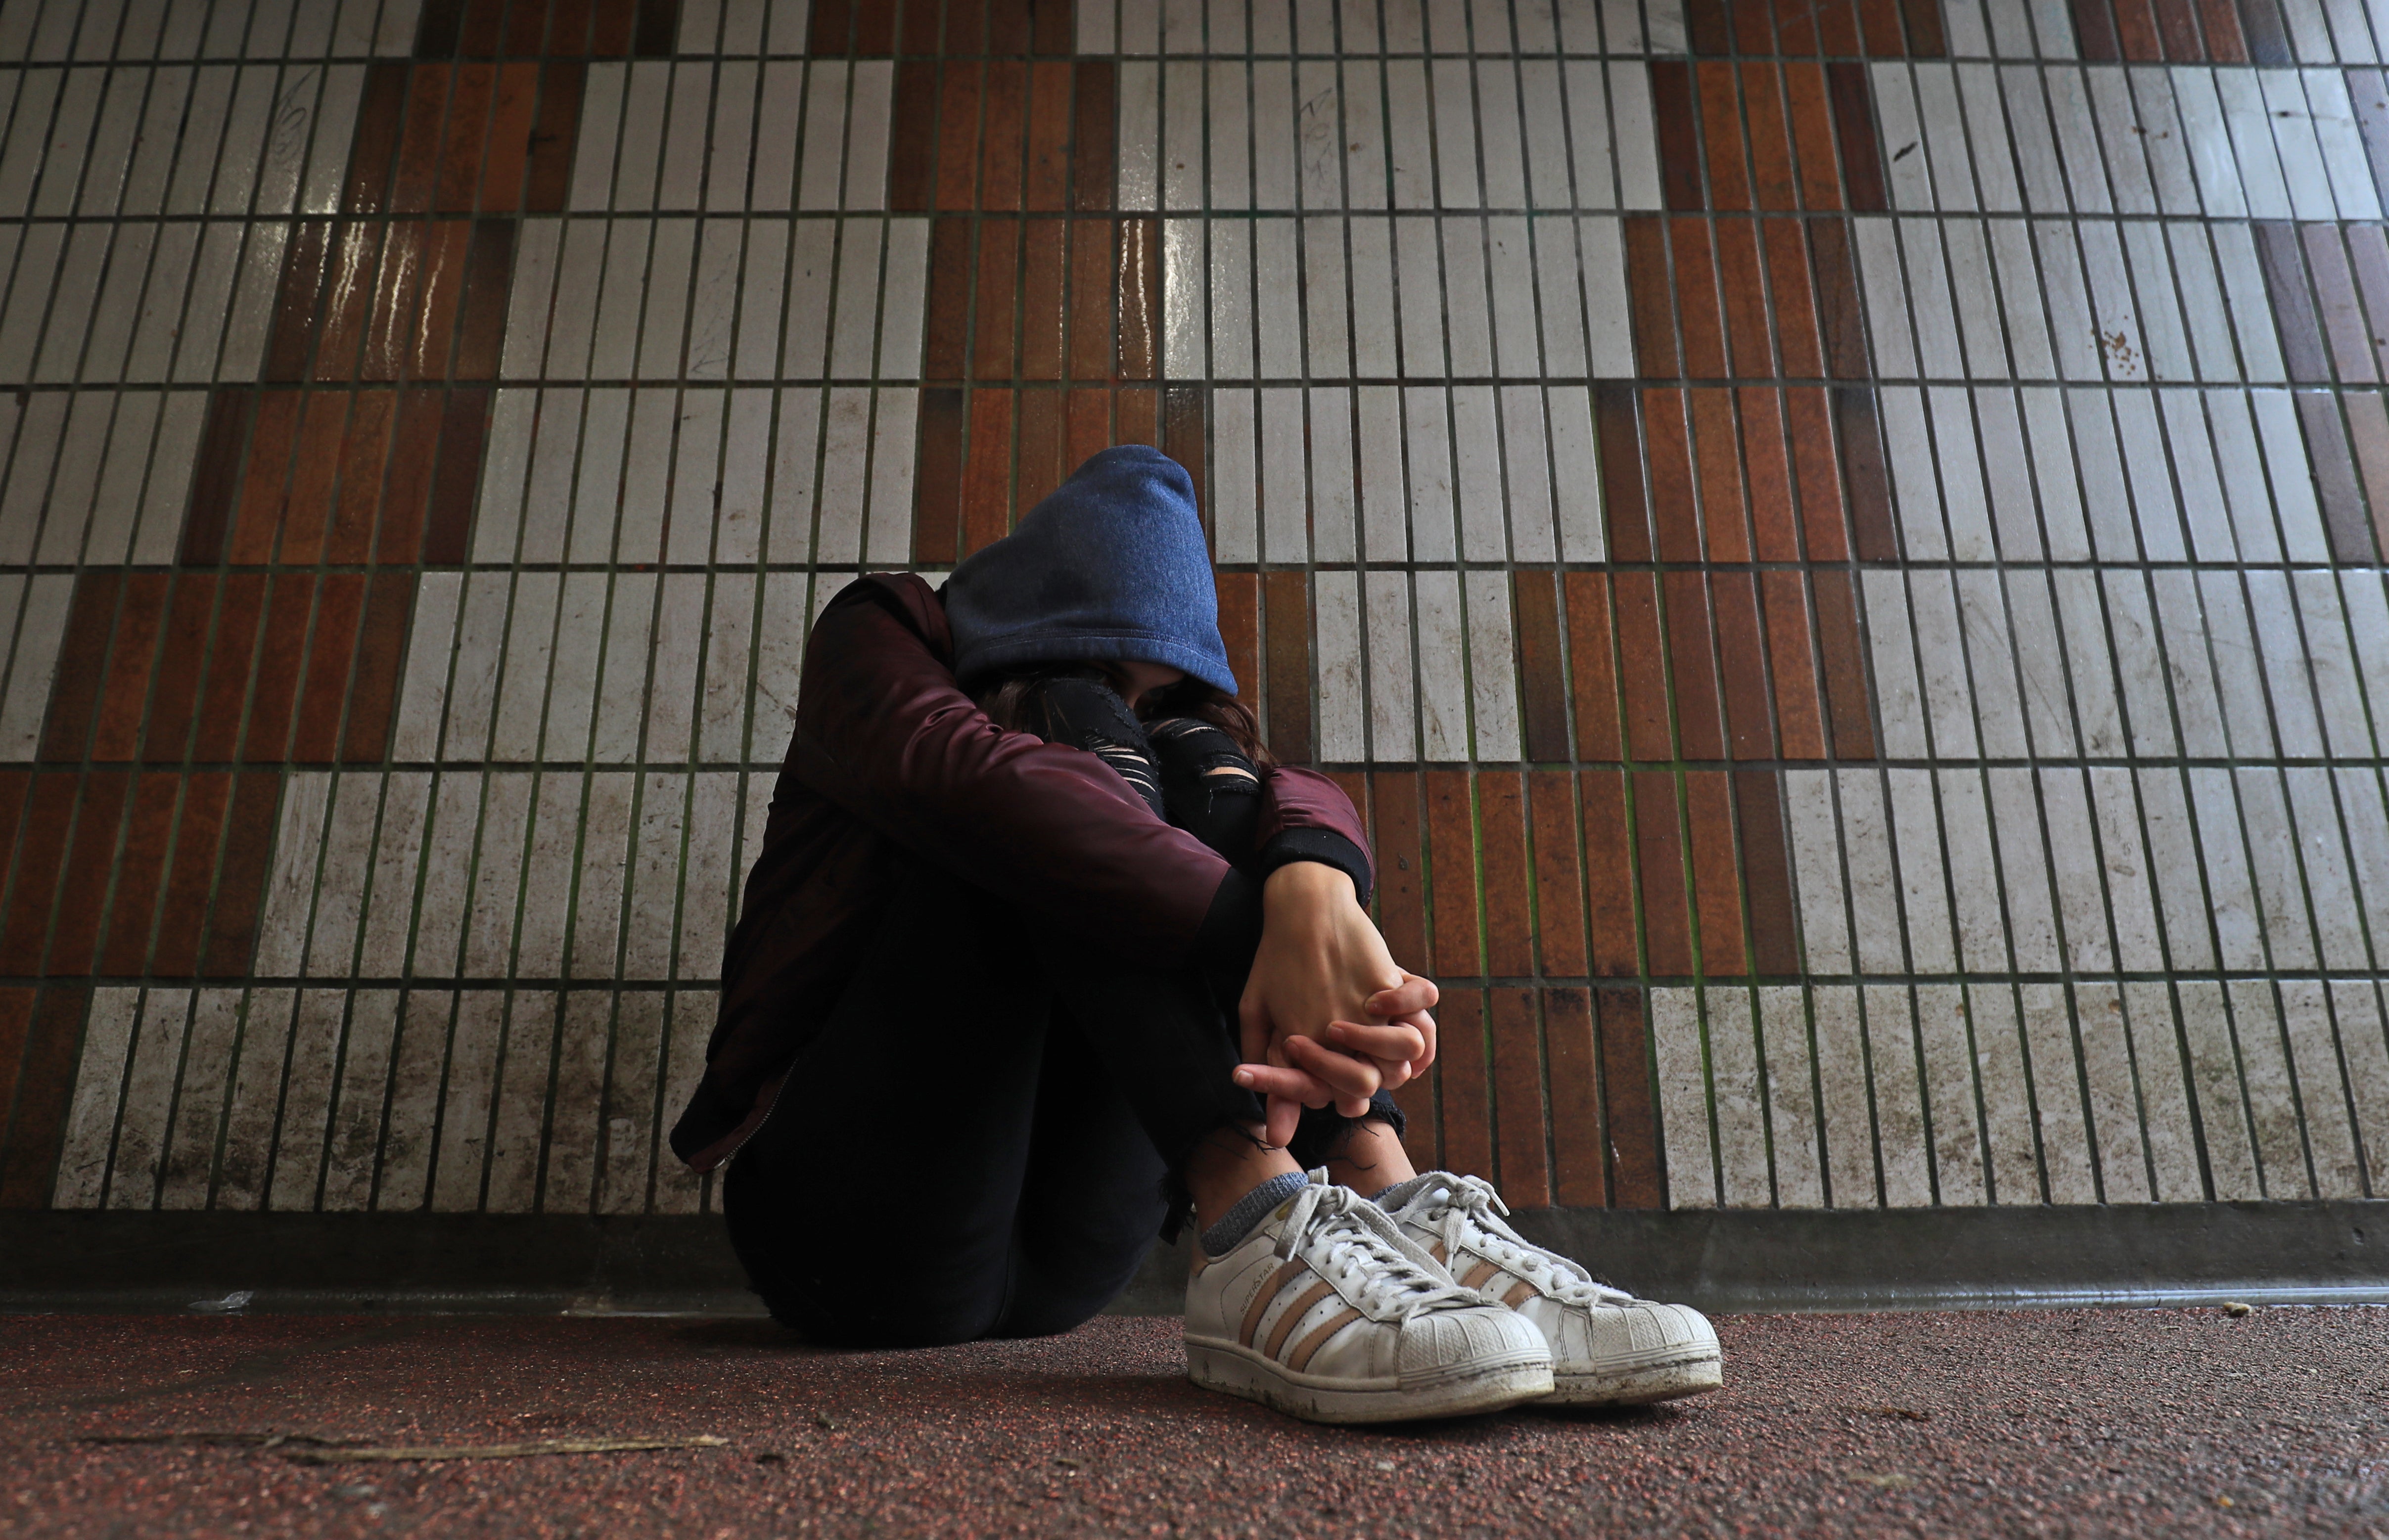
[1369,1173,1445,1211]
[1199,1171,1312,1258]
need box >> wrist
[1262,860,1357,908]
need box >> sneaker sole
[1544,1349,1724,1408]
[1185,1336,1556,1425]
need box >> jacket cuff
[1194,865,1266,977]
[1257,828,1374,907]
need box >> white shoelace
[1411,1176,1635,1308]
[1275,1184,1483,1325]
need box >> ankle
[1322,1117,1418,1197]
[1184,1125,1302,1234]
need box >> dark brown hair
[974,663,1276,770]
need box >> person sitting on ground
[670,445,1722,1424]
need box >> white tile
[1755,987,1822,1208]
[1206,222,1255,378]
[1486,216,1539,376]
[751,60,804,210]
[215,988,295,1210]
[461,774,534,978]
[1914,984,1985,1204]
[1340,59,1387,210]
[1363,570,1418,761]
[266,990,345,1211]
[2331,980,2389,1195]
[1886,769,1956,973]
[2293,569,2372,758]
[1451,385,1503,559]
[2246,569,2325,756]
[1253,61,1298,209]
[1309,386,1357,561]
[1395,217,1446,374]
[1652,987,1715,1208]
[2282,978,2363,1196]
[2261,66,2339,218]
[429,990,504,1211]
[593,572,658,764]
[1865,985,1931,1208]
[1966,985,2041,1205]
[1347,218,1398,373]
[103,990,191,1211]
[2217,67,2294,217]
[1810,987,1875,1206]
[2239,767,2318,968]
[843,60,890,211]
[1853,219,1917,379]
[1315,570,1365,762]
[1873,63,1935,211]
[1210,389,1257,562]
[677,773,741,979]
[2072,980,2149,1202]
[542,571,609,760]
[1838,771,1905,975]
[1939,770,2007,970]
[482,992,558,1213]
[2303,67,2383,218]
[2101,572,2174,757]
[1209,60,1250,209]
[1414,569,1469,760]
[766,387,822,563]
[1785,771,1850,973]
[1907,568,1978,756]
[1260,387,1308,560]
[1162,217,1206,378]
[1860,568,1928,758]
[320,990,401,1212]
[2044,68,2113,212]
[1704,989,1769,1208]
[1386,59,1434,209]
[667,390,727,565]
[2031,221,2104,380]
[357,771,431,978]
[253,772,332,978]
[2287,766,2369,969]
[159,990,243,1210]
[1302,217,1350,377]
[2118,220,2192,383]
[2012,983,2091,1204]
[1464,569,1519,760]
[2210,224,2285,381]
[1943,221,2009,379]
[2087,66,2157,213]
[700,574,758,763]
[305,774,383,978]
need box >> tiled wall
[5,0,2388,1236]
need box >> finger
[1365,973,1440,1018]
[1335,1092,1373,1118]
[1324,1020,1427,1061]
[1234,1062,1337,1103]
[1237,993,1271,1069]
[1265,1092,1302,1148]
[1391,1009,1438,1075]
[1373,1056,1412,1093]
[1281,1034,1382,1101]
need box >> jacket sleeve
[1251,767,1375,905]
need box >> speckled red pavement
[4,1308,2385,1538]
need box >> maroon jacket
[670,573,1374,1172]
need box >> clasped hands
[1231,861,1439,1147]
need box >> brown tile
[2109,0,2163,57]
[1367,770,1426,969]
[0,987,91,1207]
[1711,572,1775,761]
[1622,217,1677,379]
[1424,770,1482,977]
[142,575,217,765]
[1581,769,1637,977]
[1781,64,1840,213]
[292,575,367,765]
[1394,1070,1441,1171]
[326,391,396,564]
[980,62,1028,212]
[1826,65,1886,211]
[378,389,447,562]
[344,63,412,215]
[1788,386,1850,559]
[889,60,940,212]
[1834,385,1898,560]
[592,0,641,55]
[433,63,496,213]
[1595,987,1662,1207]
[1263,572,1313,767]
[1685,770,1745,975]
[455,219,514,381]
[1633,771,1693,976]
[0,984,34,1169]
[1690,388,1750,562]
[1529,771,1588,976]
[242,575,315,764]
[226,390,300,565]
[524,62,586,213]
[476,63,539,212]
[1815,0,1863,55]
[90,575,169,764]
[1735,770,1800,975]
[2237,0,2293,61]
[1857,0,1906,54]
[924,216,972,380]
[945,0,985,58]
[1685,0,1732,52]
[901,0,942,54]
[1743,64,1797,211]
[46,771,129,975]
[1772,0,1822,54]
[201,772,283,977]
[2196,0,2248,57]
[2154,0,2204,55]
[2345,393,2389,558]
[406,220,474,382]
[1642,388,1701,562]
[984,0,1031,51]
[936,63,984,210]
[424,385,482,559]
[2297,391,2378,562]
[458,0,508,55]
[1489,987,1551,1205]
[143,773,215,976]
[1065,388,1110,468]
[1648,63,1705,212]
[1811,569,1878,759]
[549,0,597,54]
[913,386,965,564]
[315,221,389,383]
[1613,572,1671,763]
[1068,219,1114,381]
[1728,0,1778,53]
[507,0,556,53]
[1740,387,1800,561]
[40,574,124,764]
[1669,218,1728,379]
[1695,64,1749,211]
[1163,386,1206,518]
[634,0,682,55]
[2070,0,2122,56]
[1032,0,1072,52]
[1015,388,1065,509]
[1564,572,1622,762]
[1763,221,1824,377]
[98,773,179,975]
[1217,570,1258,711]
[391,65,454,215]
[1898,0,1947,52]
[1118,218,1160,379]
[343,574,414,765]
[1480,773,1533,976]
[191,577,267,764]
[416,0,467,55]
[1809,219,1869,378]
[264,220,333,382]
[1434,990,1494,1183]
[1025,62,1072,211]
[0,777,75,970]
[2256,222,2331,382]
[1595,385,1652,561]
[1513,573,1569,763]
[1663,571,1727,761]
[2304,226,2376,383]
[973,218,1021,380]
[276,393,351,567]
[1543,988,1606,1206]
[1715,220,1772,377]
[1020,219,1066,379]
[1762,570,1830,760]
[1072,61,1115,214]
[963,387,1015,554]
[2344,225,2389,381]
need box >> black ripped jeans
[721,690,1397,1347]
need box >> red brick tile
[1735,770,1800,975]
[141,576,216,765]
[2297,391,2378,562]
[1434,989,1494,1182]
[1809,219,1869,378]
[1826,64,1886,211]
[634,0,683,55]
[1395,1070,1441,1171]
[2343,395,2389,559]
[276,393,350,567]
[1715,220,1772,378]
[379,389,448,563]
[1479,773,1533,977]
[434,63,496,213]
[1686,0,1732,52]
[1623,217,1677,380]
[1740,387,1799,561]
[1582,770,1637,977]
[901,0,942,54]
[2257,222,2332,382]
[2305,226,2376,383]
[811,0,855,48]
[1648,63,1703,211]
[1367,770,1428,969]
[549,0,596,54]
[1564,572,1622,763]
[1072,61,1115,214]
[913,387,966,564]
[1633,771,1693,976]
[1663,571,1727,761]
[990,0,1036,50]
[1811,569,1878,759]
[1857,0,1906,54]
[2344,226,2389,381]
[0,987,90,1207]
[1898,0,1947,53]
[455,219,514,380]
[1773,0,1822,53]
[406,220,474,382]
[0,777,75,969]
[1032,0,1072,52]
[1835,385,1898,560]
[1669,219,1728,379]
[1613,571,1671,763]
[507,0,556,53]
[890,60,940,212]
[2196,0,2248,57]
[524,62,585,213]
[459,0,509,54]
[1512,573,1569,763]
[227,390,300,564]
[2109,0,2162,57]
[1066,388,1110,468]
[201,772,283,978]
[925,217,973,380]
[1595,386,1651,562]
[963,387,1014,554]
[1788,386,1850,558]
[344,63,412,215]
[2070,0,2121,56]
[1763,221,1824,377]
[0,984,34,1163]
[1696,64,1750,211]
[1544,987,1605,1205]
[1119,218,1161,379]
[1782,64,1840,213]
[39,574,123,764]
[945,0,985,58]
[1016,388,1065,509]
[416,0,468,55]
[1690,388,1751,562]
[1711,572,1775,761]
[1743,64,1796,212]
[343,574,413,765]
[1529,770,1588,977]
[265,220,333,382]
[315,221,389,383]
[1815,0,1863,55]
[98,773,179,975]
[936,63,984,210]
[1685,770,1745,975]
[1020,219,1066,380]
[1068,220,1114,381]
[1026,62,1072,212]
[242,576,314,764]
[2154,0,2203,56]
[1424,770,1481,977]
[91,575,169,764]
[291,575,366,765]
[982,63,1030,211]
[592,0,640,53]
[391,66,454,215]
[421,381,482,557]
[325,392,395,564]
[973,218,1021,380]
[1642,389,1699,563]
[1729,0,1778,54]
[1489,987,1550,1205]
[1762,570,1830,760]
[1595,988,1662,1207]
[1263,572,1312,767]
[1218,571,1259,702]
[191,577,267,765]
[45,771,128,975]
[1163,386,1206,519]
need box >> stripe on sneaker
[1240,1260,1308,1348]
[1263,1281,1337,1361]
[1286,1308,1363,1372]
[1502,1279,1537,1308]
[1460,1260,1500,1291]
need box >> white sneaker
[1378,1173,1723,1408]
[1184,1176,1555,1424]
